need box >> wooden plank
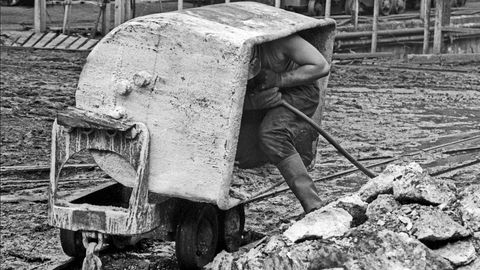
[77,38,99,50]
[433,0,444,54]
[354,0,359,30]
[0,163,97,173]
[32,32,57,48]
[407,53,480,64]
[34,0,47,33]
[22,33,45,47]
[13,32,35,46]
[115,0,125,26]
[371,0,379,53]
[442,26,480,34]
[44,34,68,49]
[101,2,112,36]
[333,52,394,60]
[55,36,80,49]
[68,36,89,50]
[57,107,133,130]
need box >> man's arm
[277,34,330,88]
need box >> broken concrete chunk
[326,194,368,226]
[283,207,352,243]
[433,240,477,266]
[413,208,472,242]
[357,163,408,202]
[393,167,456,205]
[366,194,401,221]
[459,184,480,232]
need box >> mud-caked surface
[1,48,479,269]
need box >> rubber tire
[60,229,86,258]
[175,203,220,270]
[219,205,245,253]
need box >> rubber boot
[276,153,322,213]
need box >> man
[236,34,330,213]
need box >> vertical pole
[433,0,444,54]
[62,0,72,34]
[354,0,359,31]
[225,0,230,3]
[115,0,125,26]
[275,0,280,8]
[124,0,132,20]
[422,0,431,54]
[178,0,183,10]
[34,0,46,33]
[325,0,331,18]
[371,0,379,53]
[102,1,112,35]
[420,0,425,19]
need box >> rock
[358,163,407,202]
[326,194,368,226]
[459,185,480,232]
[413,208,472,242]
[392,166,456,205]
[283,207,352,243]
[208,229,453,270]
[342,229,453,270]
[366,194,401,220]
[456,258,480,270]
[433,240,477,266]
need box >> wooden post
[115,0,125,26]
[422,0,431,54]
[101,1,112,35]
[371,0,379,53]
[34,0,46,33]
[275,0,280,8]
[225,0,230,3]
[354,0,359,31]
[124,0,132,21]
[420,0,425,19]
[178,0,183,10]
[325,0,331,18]
[433,0,450,54]
[62,0,72,34]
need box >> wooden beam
[433,0,444,54]
[34,0,46,33]
[325,0,331,18]
[422,0,431,54]
[178,0,183,11]
[371,0,379,53]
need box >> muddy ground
[0,47,479,269]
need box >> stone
[357,163,407,202]
[456,258,480,270]
[459,184,480,232]
[366,194,401,221]
[326,194,368,226]
[207,229,453,270]
[393,166,456,205]
[433,240,477,266]
[413,208,472,242]
[283,207,352,243]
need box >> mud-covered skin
[1,48,479,269]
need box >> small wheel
[307,0,324,16]
[175,203,220,270]
[392,0,406,14]
[60,229,86,257]
[380,0,393,16]
[219,205,245,252]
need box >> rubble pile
[207,163,480,270]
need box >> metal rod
[281,100,376,178]
[430,159,480,176]
[325,0,331,18]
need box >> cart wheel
[60,229,86,257]
[307,0,324,16]
[380,0,393,16]
[219,205,245,252]
[175,203,220,270]
[392,0,406,14]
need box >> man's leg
[258,106,322,213]
[235,110,268,169]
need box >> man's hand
[247,69,281,92]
